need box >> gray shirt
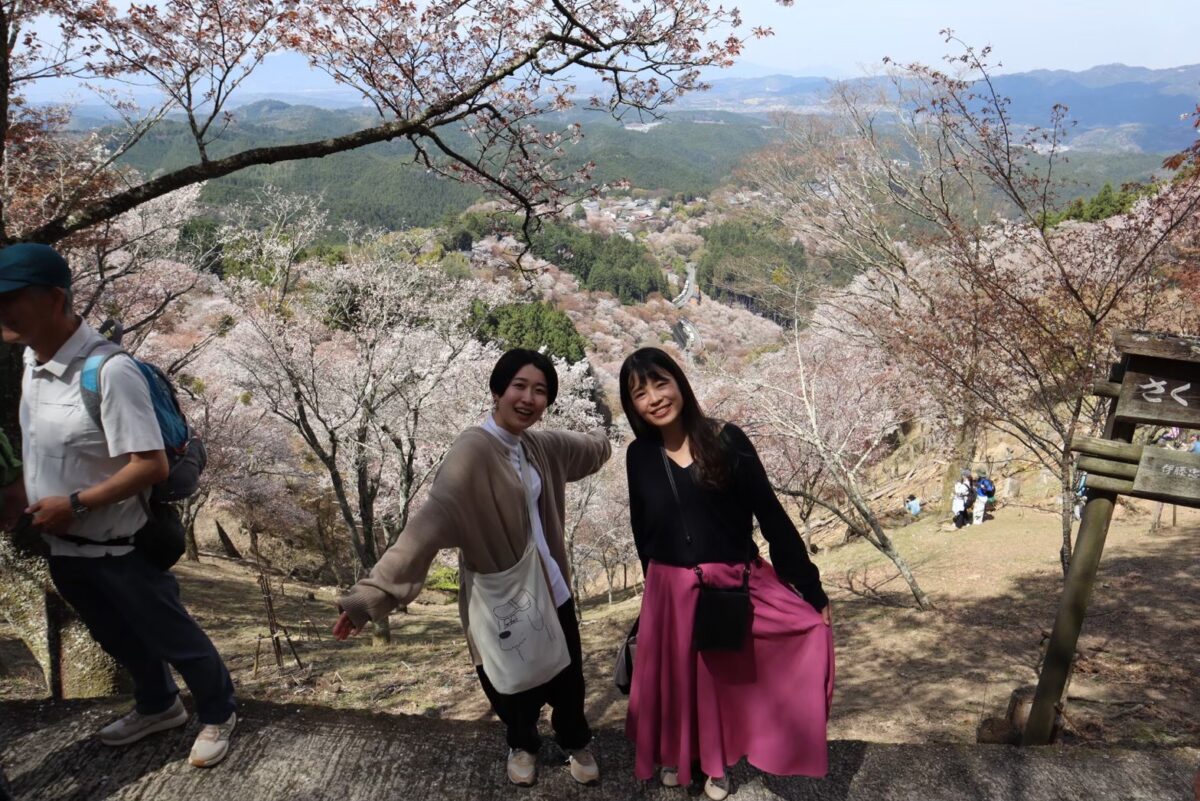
[20,321,163,557]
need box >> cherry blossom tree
[742,35,1200,574]
[1,0,770,249]
[721,329,935,610]
[562,450,636,610]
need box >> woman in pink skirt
[619,347,834,800]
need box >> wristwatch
[69,492,89,520]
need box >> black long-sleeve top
[626,422,828,611]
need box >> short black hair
[489,349,558,405]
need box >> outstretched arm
[538,428,613,482]
[334,438,479,637]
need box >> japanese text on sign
[1159,463,1200,479]
[1138,378,1192,406]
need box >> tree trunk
[181,496,203,562]
[942,417,978,514]
[800,516,815,554]
[1150,502,1164,533]
[846,482,935,610]
[1,343,22,441]
[1059,478,1075,578]
[372,615,391,647]
[184,518,200,562]
[215,520,243,560]
[0,539,127,698]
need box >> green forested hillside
[117,107,778,229]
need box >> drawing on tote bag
[494,589,556,661]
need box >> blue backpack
[977,477,996,498]
[80,334,206,503]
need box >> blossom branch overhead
[2,0,789,247]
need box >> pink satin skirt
[626,559,835,784]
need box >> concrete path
[2,698,1196,801]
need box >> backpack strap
[79,340,126,433]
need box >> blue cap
[0,243,71,293]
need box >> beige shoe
[568,746,599,784]
[507,748,537,786]
[188,712,237,767]
[661,766,680,787]
[99,697,188,746]
[704,775,730,801]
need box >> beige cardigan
[337,425,611,663]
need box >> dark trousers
[476,598,591,753]
[49,551,236,724]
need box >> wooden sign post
[1022,331,1200,746]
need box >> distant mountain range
[64,62,1198,155]
[672,64,1200,154]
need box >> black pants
[49,551,236,724]
[476,598,591,753]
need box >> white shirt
[951,480,970,513]
[481,415,572,606]
[20,321,163,557]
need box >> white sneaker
[98,697,188,746]
[188,712,237,767]
[507,748,537,786]
[704,775,730,801]
[568,746,599,784]
[661,766,680,787]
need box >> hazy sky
[731,0,1196,76]
[26,0,1198,102]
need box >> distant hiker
[620,348,834,800]
[905,494,922,518]
[952,470,971,529]
[0,243,237,767]
[333,349,611,788]
[1190,435,1200,455]
[1073,471,1089,521]
[973,470,994,525]
[1157,426,1181,446]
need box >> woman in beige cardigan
[333,349,611,787]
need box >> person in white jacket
[952,470,971,529]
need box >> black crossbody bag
[661,448,752,652]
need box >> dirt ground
[2,500,1197,748]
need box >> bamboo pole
[1075,456,1138,481]
[1082,474,1136,494]
[1069,435,1143,463]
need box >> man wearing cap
[0,243,237,767]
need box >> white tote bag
[465,443,569,694]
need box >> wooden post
[1023,332,1200,746]
[1023,412,1135,745]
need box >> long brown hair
[619,347,731,491]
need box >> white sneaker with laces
[661,766,680,787]
[188,712,237,767]
[98,697,188,746]
[507,748,537,786]
[704,775,730,800]
[568,746,599,784]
